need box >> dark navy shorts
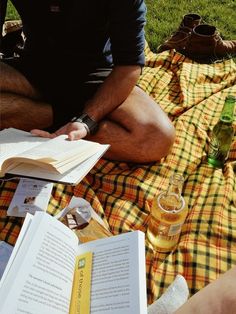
[3,55,112,130]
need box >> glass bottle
[207,95,236,168]
[146,174,188,252]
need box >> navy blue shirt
[11,0,147,68]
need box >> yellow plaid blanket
[1,46,236,304]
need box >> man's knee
[131,89,176,160]
[109,87,176,162]
[141,118,175,161]
[157,120,176,158]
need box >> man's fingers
[30,129,56,138]
[31,123,88,140]
[68,128,87,140]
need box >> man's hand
[31,121,88,140]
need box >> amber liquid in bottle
[147,174,188,252]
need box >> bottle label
[156,220,183,238]
[208,136,220,158]
[208,135,230,161]
[169,223,183,236]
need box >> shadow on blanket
[0,44,236,304]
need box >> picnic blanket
[0,45,236,305]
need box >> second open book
[0,128,110,185]
[0,212,147,314]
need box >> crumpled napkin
[148,274,189,314]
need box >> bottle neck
[220,96,235,124]
[158,174,185,213]
[165,174,184,199]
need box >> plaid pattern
[0,46,236,304]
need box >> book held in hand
[0,212,147,314]
[0,128,110,185]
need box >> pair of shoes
[157,13,236,63]
[157,13,202,53]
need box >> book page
[0,212,79,314]
[49,144,103,174]
[7,146,109,185]
[0,128,109,177]
[77,231,147,314]
[1,135,104,175]
[0,128,47,174]
[4,135,101,163]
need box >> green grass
[6,0,236,55]
[145,0,236,52]
[5,1,18,20]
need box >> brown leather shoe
[183,24,236,62]
[157,13,202,53]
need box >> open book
[0,212,147,314]
[0,128,110,185]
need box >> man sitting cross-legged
[0,0,175,163]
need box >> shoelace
[163,26,193,45]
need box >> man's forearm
[83,65,142,122]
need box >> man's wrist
[71,113,99,135]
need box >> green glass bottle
[207,95,236,168]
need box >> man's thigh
[0,59,41,99]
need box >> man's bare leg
[89,86,175,162]
[1,61,175,163]
[0,61,53,130]
[175,266,236,314]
